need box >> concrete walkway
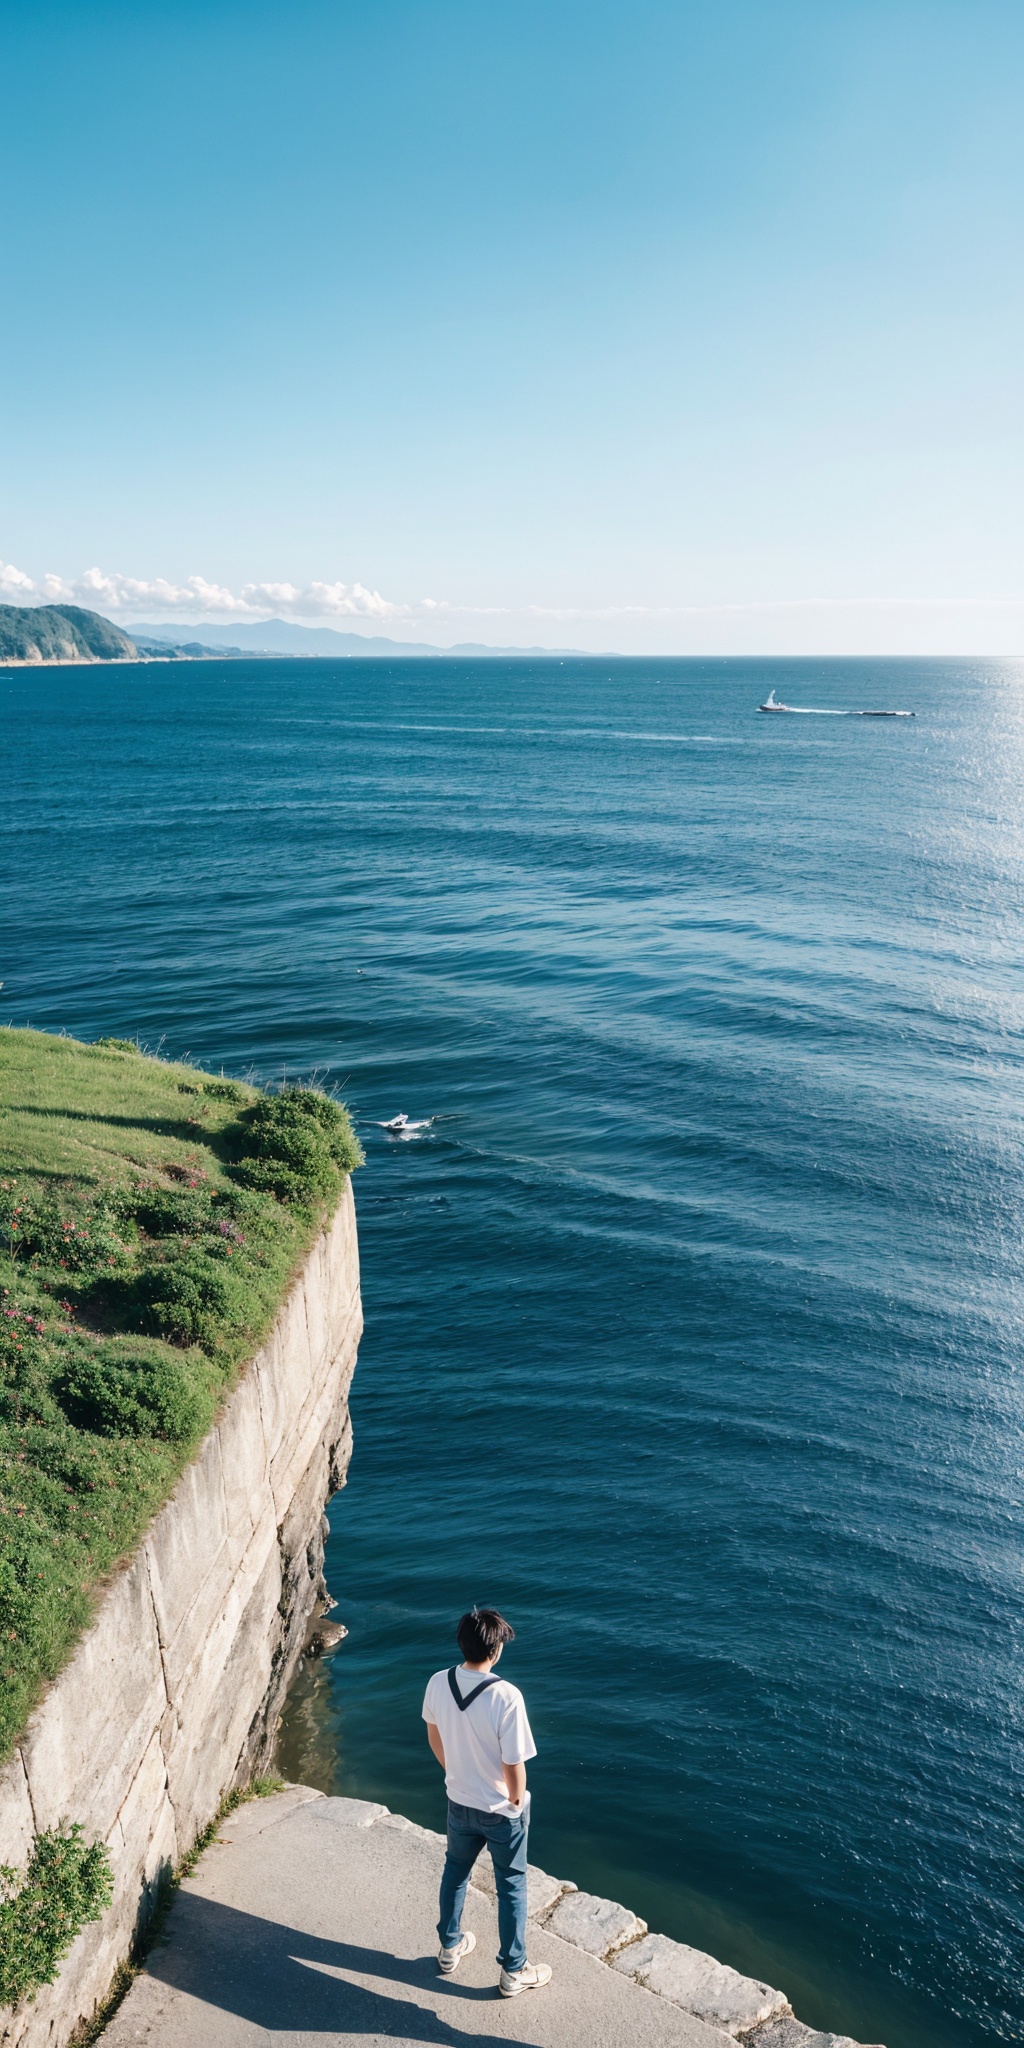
[102,1788,735,2048]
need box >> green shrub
[2,1192,135,1275]
[122,1181,215,1238]
[234,1090,362,1208]
[0,1318,62,1429]
[0,1825,113,2008]
[55,1343,214,1444]
[136,1251,251,1348]
[24,1424,119,1498]
[233,1156,313,1205]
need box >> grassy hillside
[0,1029,361,1760]
[0,604,137,664]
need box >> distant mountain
[0,603,137,664]
[0,604,591,665]
[129,619,427,656]
[128,617,588,658]
[131,631,249,659]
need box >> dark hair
[456,1606,515,1665]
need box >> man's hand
[502,1762,527,1809]
[426,1721,446,1770]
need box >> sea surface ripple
[4,657,1024,2048]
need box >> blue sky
[2,0,1023,651]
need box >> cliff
[0,1187,362,2046]
[0,605,137,664]
[0,1027,361,1761]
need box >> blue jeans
[437,1798,529,1973]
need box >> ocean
[5,655,1023,2046]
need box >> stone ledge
[375,1812,447,1847]
[357,1804,884,2048]
[312,1796,390,1828]
[377,1816,577,1920]
[745,2022,885,2048]
[472,1850,576,1919]
[544,1886,647,1958]
[613,1932,789,2036]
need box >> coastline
[99,1788,885,2048]
[0,1190,362,2046]
[0,653,233,666]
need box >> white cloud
[419,598,511,616]
[74,569,253,614]
[0,562,403,621]
[4,562,1023,654]
[240,579,401,619]
[0,560,41,596]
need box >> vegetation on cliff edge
[0,1027,361,1761]
[0,1825,113,2008]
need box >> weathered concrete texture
[0,1187,361,2048]
[101,1791,734,2048]
[546,1888,646,1959]
[750,2025,884,2048]
[613,1933,788,2035]
[99,1792,886,2048]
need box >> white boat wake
[758,689,914,718]
[374,1113,435,1138]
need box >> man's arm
[502,1762,527,1807]
[426,1720,446,1770]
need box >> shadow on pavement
[143,1888,546,2044]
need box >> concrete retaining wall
[0,1183,362,2048]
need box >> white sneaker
[499,1961,553,1997]
[438,1929,476,1975]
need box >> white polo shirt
[423,1664,537,1816]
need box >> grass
[0,1027,361,1763]
[175,1772,286,1881]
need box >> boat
[757,687,915,718]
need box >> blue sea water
[4,656,1024,2047]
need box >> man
[422,1605,553,1998]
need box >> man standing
[423,1606,553,1998]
